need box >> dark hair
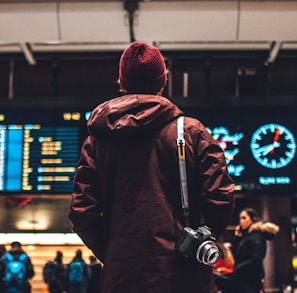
[75,249,82,258]
[241,208,261,223]
[89,255,97,262]
[56,251,63,262]
[11,241,21,248]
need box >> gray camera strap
[177,116,189,226]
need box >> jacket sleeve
[68,136,106,261]
[194,121,235,238]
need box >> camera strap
[177,116,190,226]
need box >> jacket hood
[87,94,183,139]
[249,221,280,240]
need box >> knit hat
[119,42,167,94]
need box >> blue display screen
[187,106,297,195]
[1,106,296,195]
[0,110,83,193]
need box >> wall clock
[250,123,296,169]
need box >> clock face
[250,123,296,169]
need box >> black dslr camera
[176,225,220,266]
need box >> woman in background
[230,208,279,293]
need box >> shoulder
[45,261,57,267]
[249,221,280,240]
[6,251,27,258]
[245,230,268,248]
[183,116,219,145]
[183,116,227,167]
[184,116,207,132]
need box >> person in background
[0,245,7,257]
[66,249,90,293]
[0,241,34,293]
[213,241,235,293]
[87,255,103,293]
[213,242,234,276]
[68,41,234,293]
[0,245,7,292]
[43,251,66,293]
[230,208,280,293]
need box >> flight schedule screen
[0,124,79,192]
[0,109,85,193]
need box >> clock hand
[273,129,280,141]
[271,129,280,154]
[254,142,281,156]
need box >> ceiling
[0,0,296,64]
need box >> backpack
[43,261,58,284]
[4,252,27,287]
[68,260,84,283]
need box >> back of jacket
[69,94,234,293]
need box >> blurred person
[0,245,6,257]
[213,242,234,275]
[213,241,235,293]
[228,208,280,293]
[0,241,34,293]
[0,245,7,292]
[68,41,234,293]
[43,251,66,293]
[87,256,103,293]
[66,249,90,293]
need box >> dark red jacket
[69,94,234,293]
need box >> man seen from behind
[68,41,234,293]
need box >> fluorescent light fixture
[31,42,130,52]
[266,41,283,64]
[282,42,297,50]
[156,41,271,51]
[0,233,84,245]
[19,43,36,65]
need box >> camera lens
[196,240,220,266]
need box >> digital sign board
[0,124,79,192]
[189,106,297,194]
[0,105,296,195]
[0,109,84,193]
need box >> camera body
[176,225,220,266]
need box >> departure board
[0,107,85,194]
[1,105,297,195]
[0,124,79,192]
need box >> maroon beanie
[119,42,167,94]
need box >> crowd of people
[43,249,103,293]
[0,208,280,293]
[0,243,102,293]
[0,205,280,293]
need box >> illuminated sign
[189,106,297,194]
[1,106,297,195]
[0,124,79,192]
